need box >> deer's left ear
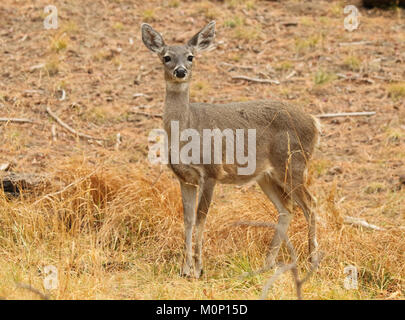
[187,21,216,53]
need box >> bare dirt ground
[0,0,404,299]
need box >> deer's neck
[164,82,190,131]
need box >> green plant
[168,0,180,8]
[233,25,262,40]
[45,59,59,76]
[142,9,156,22]
[50,35,68,53]
[275,61,293,72]
[387,83,405,101]
[343,55,361,71]
[295,36,319,54]
[224,16,245,28]
[314,69,336,85]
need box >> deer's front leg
[194,179,215,278]
[180,180,198,277]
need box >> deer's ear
[187,21,216,53]
[141,23,165,54]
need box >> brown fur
[142,21,320,278]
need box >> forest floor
[0,0,404,299]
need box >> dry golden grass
[0,156,403,299]
[0,0,404,300]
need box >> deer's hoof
[193,268,203,279]
[180,263,193,278]
[180,264,203,279]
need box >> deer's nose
[174,67,187,78]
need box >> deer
[141,21,321,278]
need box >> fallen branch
[0,172,48,195]
[232,75,280,85]
[29,63,45,72]
[233,221,322,300]
[316,111,376,118]
[133,93,153,101]
[339,41,373,46]
[372,75,402,82]
[15,283,49,300]
[131,111,163,119]
[344,216,385,231]
[285,70,297,80]
[279,21,298,27]
[23,89,44,95]
[32,167,100,206]
[46,106,105,141]
[150,165,164,187]
[336,73,374,84]
[0,117,34,124]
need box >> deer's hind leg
[293,185,318,265]
[257,175,293,269]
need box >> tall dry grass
[0,156,403,299]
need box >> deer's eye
[163,56,171,63]
[187,55,194,62]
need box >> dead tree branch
[316,111,376,118]
[46,106,105,141]
[0,118,35,124]
[233,221,322,300]
[344,216,385,231]
[32,167,100,206]
[131,111,163,119]
[232,75,280,85]
[15,283,50,300]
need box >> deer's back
[189,99,318,151]
[172,99,321,185]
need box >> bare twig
[150,165,164,187]
[32,167,100,206]
[233,221,322,300]
[316,112,376,118]
[133,93,152,101]
[279,21,298,27]
[29,63,45,72]
[15,283,50,300]
[232,75,280,85]
[131,111,163,119]
[339,41,373,46]
[372,75,402,82]
[0,117,34,124]
[115,133,121,151]
[285,70,297,80]
[260,263,296,299]
[344,216,385,231]
[336,73,375,84]
[51,124,57,142]
[46,106,105,141]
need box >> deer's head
[141,21,216,83]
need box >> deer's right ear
[141,23,165,54]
